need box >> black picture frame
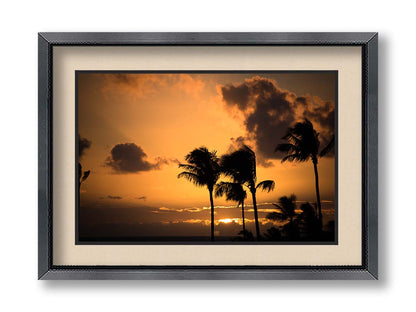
[38,32,378,280]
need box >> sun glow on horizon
[218,218,235,224]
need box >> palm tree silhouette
[275,119,333,229]
[78,163,90,193]
[78,163,90,216]
[263,226,282,241]
[266,194,298,240]
[221,145,275,240]
[215,182,248,239]
[178,147,221,241]
[297,202,321,240]
[320,135,335,157]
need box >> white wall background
[0,0,411,311]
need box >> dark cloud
[111,73,137,86]
[105,143,172,173]
[226,136,247,153]
[136,196,147,200]
[220,76,335,164]
[107,195,122,200]
[79,135,91,158]
[297,96,335,138]
[221,83,250,110]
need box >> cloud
[102,73,205,99]
[221,83,251,110]
[182,219,211,225]
[79,135,91,158]
[151,203,278,215]
[136,196,147,200]
[105,143,173,173]
[219,76,335,164]
[107,195,122,200]
[159,207,182,212]
[152,206,204,214]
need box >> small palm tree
[215,182,247,239]
[275,119,333,229]
[263,226,282,241]
[221,145,275,240]
[78,163,90,212]
[297,202,321,240]
[178,147,220,241]
[78,163,90,192]
[266,194,298,240]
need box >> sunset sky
[77,72,336,240]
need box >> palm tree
[78,163,90,193]
[215,182,247,239]
[178,147,221,241]
[221,145,275,240]
[297,202,321,240]
[78,163,90,213]
[266,194,298,240]
[263,226,282,241]
[320,135,335,157]
[275,119,333,229]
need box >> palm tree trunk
[241,200,246,239]
[251,190,261,240]
[313,160,323,230]
[209,189,215,242]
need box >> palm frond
[81,170,90,183]
[178,163,199,173]
[184,146,219,165]
[281,153,307,163]
[275,118,321,163]
[220,145,256,185]
[178,147,221,188]
[275,143,295,153]
[319,135,335,157]
[269,195,297,220]
[256,180,275,192]
[214,183,226,197]
[215,182,246,202]
[266,211,287,221]
[177,171,205,187]
[282,133,303,147]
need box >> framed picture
[38,32,378,280]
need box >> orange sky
[77,72,336,238]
